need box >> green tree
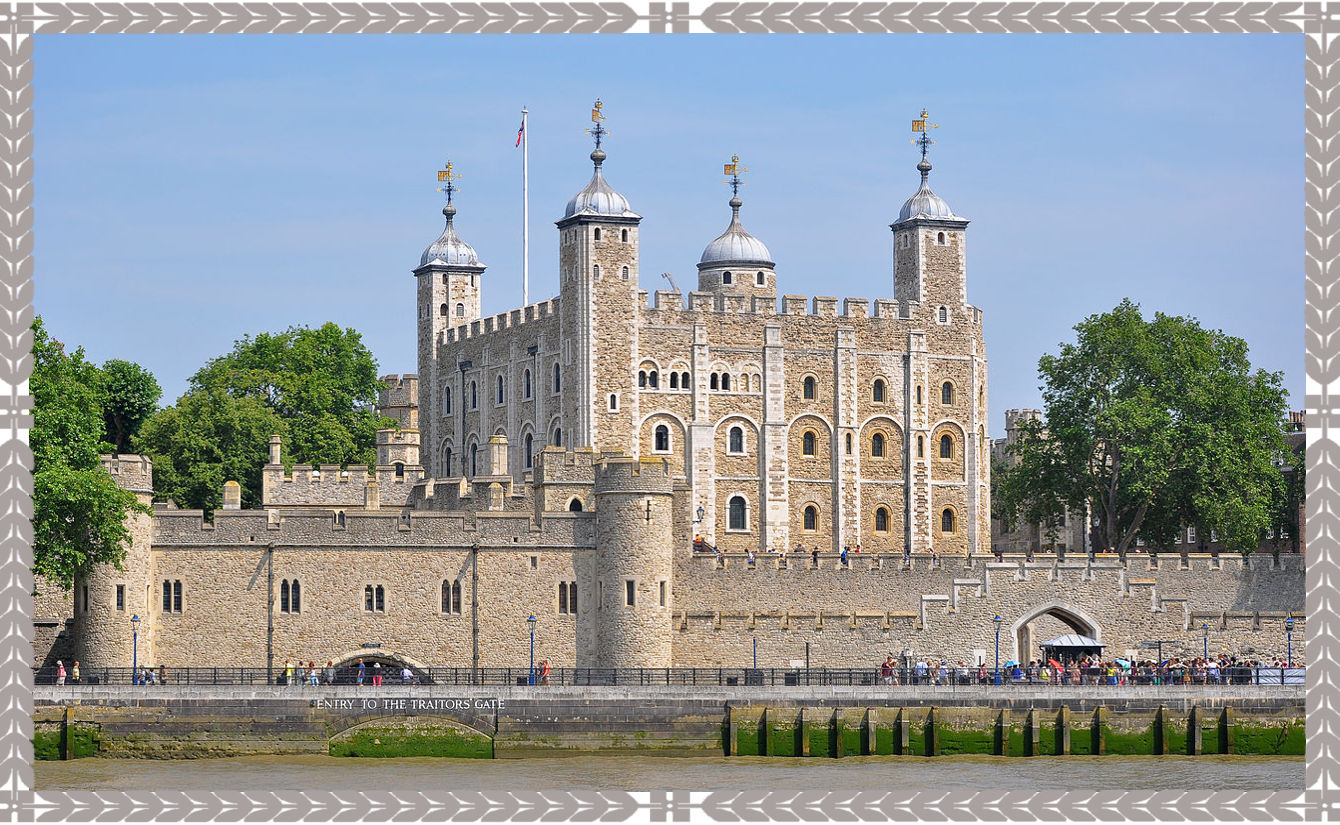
[188,322,390,469]
[101,358,161,454]
[133,388,287,513]
[31,317,149,590]
[996,299,1289,559]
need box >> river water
[36,754,1302,792]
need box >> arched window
[290,579,300,612]
[654,424,670,452]
[335,510,345,527]
[470,443,478,476]
[456,303,465,318]
[162,580,171,611]
[639,370,647,387]
[394,462,405,479]
[621,266,629,280]
[592,264,600,278]
[451,580,461,613]
[621,228,628,242]
[710,374,719,390]
[728,496,747,530]
[558,581,568,613]
[280,580,290,613]
[649,371,658,388]
[524,434,533,468]
[568,581,577,614]
[803,376,816,399]
[937,231,946,245]
[442,580,452,613]
[803,505,818,531]
[681,372,690,389]
[568,498,583,512]
[553,427,562,447]
[470,381,477,409]
[173,581,182,612]
[916,385,923,405]
[938,306,948,324]
[497,375,505,404]
[723,271,733,285]
[443,387,452,414]
[845,433,853,454]
[941,382,954,405]
[669,372,679,389]
[608,394,618,410]
[875,508,890,532]
[444,447,453,476]
[524,370,532,399]
[802,431,816,456]
[941,508,956,533]
[593,228,601,241]
[756,271,765,285]
[873,379,885,403]
[440,303,448,317]
[917,435,925,458]
[729,426,744,454]
[940,434,953,459]
[553,364,561,392]
[721,373,730,391]
[871,433,885,457]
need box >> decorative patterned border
[8,3,1326,820]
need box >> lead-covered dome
[564,148,639,219]
[699,196,774,267]
[896,159,961,223]
[420,203,482,268]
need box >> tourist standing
[840,546,849,567]
[324,661,336,685]
[356,659,366,686]
[283,658,295,686]
[372,661,383,686]
[71,660,80,685]
[56,660,65,686]
[539,659,551,686]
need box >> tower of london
[37,106,1304,677]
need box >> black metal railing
[30,664,1305,688]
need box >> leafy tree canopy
[32,317,150,590]
[102,358,161,454]
[134,388,287,512]
[995,299,1289,557]
[188,322,391,469]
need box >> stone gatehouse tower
[418,103,990,557]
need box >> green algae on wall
[329,721,492,759]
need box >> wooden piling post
[799,707,810,757]
[1056,707,1071,756]
[728,706,740,756]
[760,707,770,757]
[61,706,74,761]
[1219,708,1235,755]
[1187,707,1202,756]
[1153,706,1166,755]
[895,708,909,755]
[1091,707,1108,755]
[993,711,1007,756]
[1024,709,1041,757]
[863,709,876,756]
[925,707,940,756]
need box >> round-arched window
[802,431,816,456]
[728,496,747,531]
[875,507,890,532]
[655,424,670,452]
[873,379,886,403]
[942,381,954,405]
[729,426,744,454]
[941,508,956,533]
[803,376,816,400]
[803,505,818,531]
[940,434,953,459]
[871,433,885,457]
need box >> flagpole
[522,107,529,307]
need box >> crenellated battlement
[594,455,674,494]
[644,290,911,320]
[444,297,561,344]
[100,454,154,495]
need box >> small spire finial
[586,99,609,163]
[436,160,460,217]
[910,108,939,180]
[723,153,747,214]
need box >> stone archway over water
[1009,602,1101,664]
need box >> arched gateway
[1009,603,1102,664]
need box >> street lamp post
[695,506,705,524]
[1201,622,1209,661]
[1286,614,1295,668]
[526,614,538,686]
[992,614,1003,686]
[130,614,141,685]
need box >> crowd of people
[695,537,944,570]
[876,653,1302,686]
[281,657,421,686]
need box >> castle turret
[73,455,155,672]
[697,154,777,304]
[586,455,674,668]
[556,100,642,455]
[416,162,484,478]
[891,110,970,321]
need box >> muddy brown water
[36,753,1303,792]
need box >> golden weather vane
[723,153,748,198]
[910,108,939,160]
[436,160,460,204]
[586,99,609,149]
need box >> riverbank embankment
[32,685,1303,760]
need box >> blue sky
[36,34,1300,435]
